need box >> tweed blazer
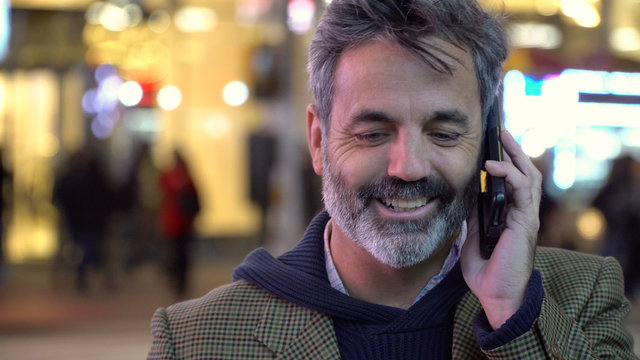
[148,247,635,359]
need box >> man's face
[308,37,484,268]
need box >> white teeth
[382,197,429,212]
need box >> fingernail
[485,160,499,168]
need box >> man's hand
[460,129,542,330]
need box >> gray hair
[308,0,508,130]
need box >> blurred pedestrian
[159,150,201,298]
[592,154,640,300]
[0,147,10,286]
[119,143,161,271]
[248,130,276,245]
[53,148,115,293]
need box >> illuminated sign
[504,69,640,137]
[503,69,640,190]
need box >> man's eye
[430,132,460,144]
[355,132,387,143]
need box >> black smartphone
[478,100,506,259]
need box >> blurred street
[1,240,639,360]
[0,240,254,360]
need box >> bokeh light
[85,1,144,32]
[82,88,100,114]
[157,85,182,111]
[287,0,316,34]
[521,129,551,158]
[561,0,601,28]
[610,27,640,52]
[118,80,143,107]
[174,6,218,33]
[576,207,606,241]
[553,147,577,189]
[205,114,232,139]
[222,81,249,107]
[0,0,10,62]
[91,113,116,139]
[94,63,117,83]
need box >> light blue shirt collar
[324,219,467,305]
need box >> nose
[387,130,431,181]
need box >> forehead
[332,37,480,121]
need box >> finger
[485,160,527,192]
[500,130,540,180]
[485,160,541,210]
[496,130,543,204]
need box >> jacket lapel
[254,295,341,359]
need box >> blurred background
[0,0,638,358]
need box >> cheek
[441,166,473,192]
[327,141,388,190]
[431,146,481,191]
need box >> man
[148,0,635,358]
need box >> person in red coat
[159,150,200,297]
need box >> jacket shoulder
[166,280,270,318]
[150,280,275,359]
[150,280,340,359]
[534,246,611,273]
[534,247,625,318]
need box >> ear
[306,104,324,175]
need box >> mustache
[356,176,456,203]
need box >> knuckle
[532,168,543,183]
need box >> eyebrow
[350,110,398,125]
[428,110,471,130]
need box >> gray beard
[322,156,480,269]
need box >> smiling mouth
[380,197,430,212]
